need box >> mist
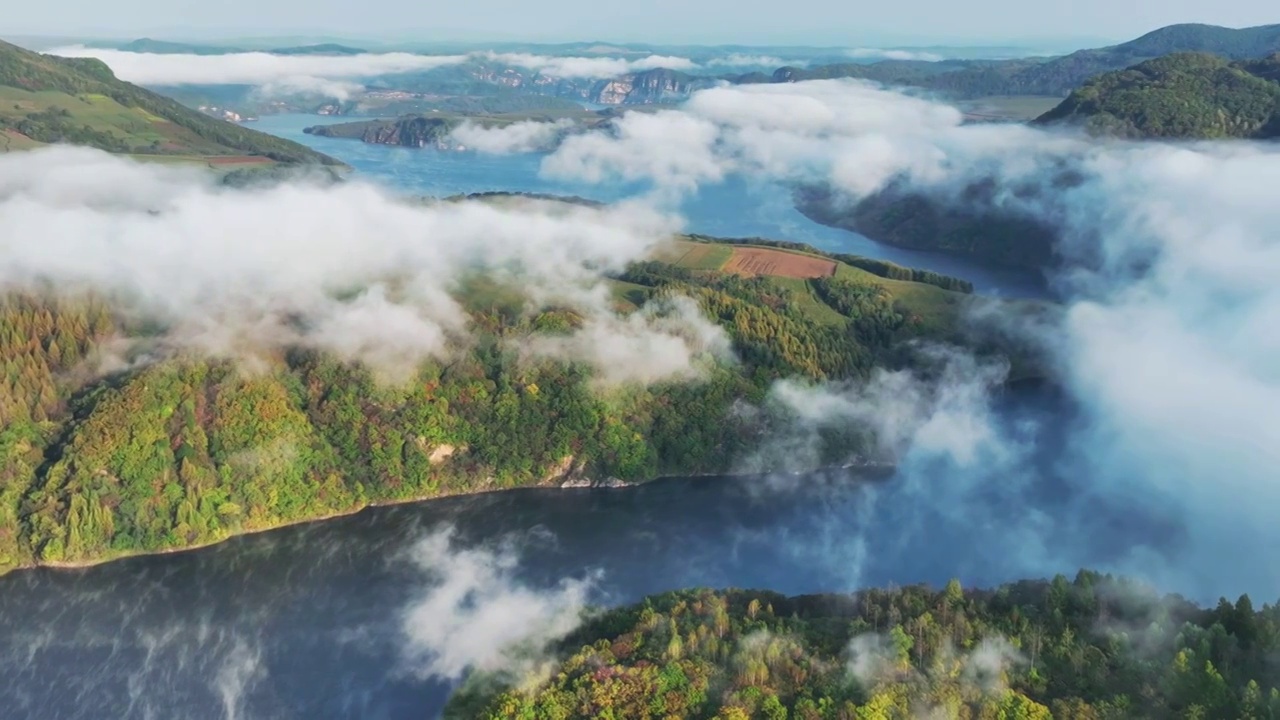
[0,147,731,385]
[45,46,707,99]
[548,77,1280,600]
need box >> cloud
[47,46,470,99]
[44,47,700,99]
[522,294,735,385]
[398,527,597,681]
[540,76,1280,601]
[0,147,713,383]
[482,52,698,78]
[845,48,945,62]
[705,54,793,69]
[448,119,574,154]
[543,80,964,198]
[765,347,1011,467]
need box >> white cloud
[43,47,700,99]
[483,52,698,78]
[47,46,470,99]
[705,54,792,68]
[399,527,597,681]
[448,119,574,154]
[845,48,945,62]
[0,147,712,383]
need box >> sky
[5,0,1277,47]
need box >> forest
[447,572,1280,719]
[0,246,990,574]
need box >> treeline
[0,250,964,572]
[448,571,1280,720]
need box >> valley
[1,17,1279,720]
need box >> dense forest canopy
[0,237,1002,575]
[1035,53,1280,139]
[448,572,1280,719]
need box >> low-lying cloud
[481,51,698,78]
[845,47,946,62]
[542,76,1280,601]
[46,46,702,99]
[399,527,597,681]
[48,46,469,99]
[0,147,726,385]
[448,119,574,154]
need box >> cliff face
[588,69,713,105]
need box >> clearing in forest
[723,247,837,279]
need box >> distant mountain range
[769,23,1280,99]
[0,39,340,164]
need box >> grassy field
[655,238,967,331]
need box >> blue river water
[251,114,1047,298]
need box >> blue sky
[7,0,1277,46]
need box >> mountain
[270,43,367,55]
[0,39,340,164]
[1035,53,1280,139]
[772,23,1280,99]
[0,230,992,575]
[115,38,242,55]
[445,574,1277,720]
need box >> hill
[0,39,340,164]
[1036,52,1280,138]
[772,23,1280,99]
[445,574,1280,720]
[0,231,999,575]
[269,43,367,55]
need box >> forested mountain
[0,237,995,575]
[447,573,1280,719]
[0,39,339,163]
[1035,53,1280,139]
[772,23,1280,99]
[794,183,1062,271]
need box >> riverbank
[5,462,897,578]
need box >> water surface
[254,114,1047,298]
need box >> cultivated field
[723,247,837,279]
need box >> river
[0,118,1121,720]
[249,115,1047,298]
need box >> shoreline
[7,462,896,578]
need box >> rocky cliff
[587,68,715,105]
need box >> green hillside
[0,235,1003,575]
[1036,53,1280,139]
[446,574,1280,720]
[0,39,341,164]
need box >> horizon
[5,0,1277,49]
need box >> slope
[0,39,341,164]
[1035,53,1280,139]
